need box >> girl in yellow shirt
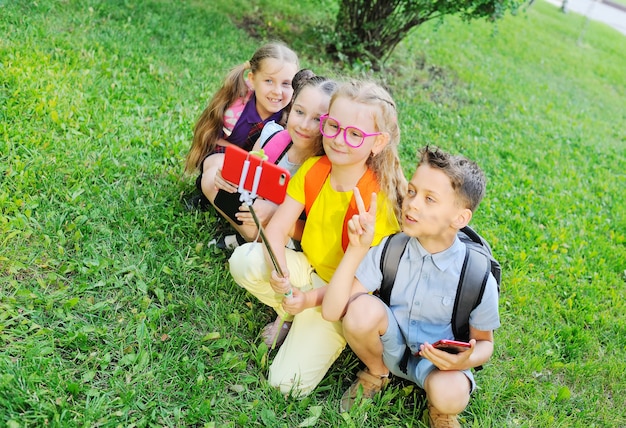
[229,80,406,397]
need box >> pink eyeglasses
[319,114,382,148]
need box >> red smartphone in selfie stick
[432,339,471,354]
[221,145,290,204]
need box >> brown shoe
[428,403,460,428]
[340,369,390,412]
[261,316,291,349]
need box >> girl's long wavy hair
[331,81,407,221]
[184,42,299,174]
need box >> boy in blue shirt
[323,146,500,427]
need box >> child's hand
[282,288,306,315]
[346,188,377,248]
[236,199,277,227]
[269,268,292,295]
[214,169,238,193]
[419,339,476,371]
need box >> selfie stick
[245,201,293,349]
[238,159,292,298]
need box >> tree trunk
[330,0,427,69]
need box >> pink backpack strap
[222,90,253,137]
[262,130,292,164]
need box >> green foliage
[1,0,625,426]
[329,0,528,69]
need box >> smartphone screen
[432,339,471,354]
[213,190,244,225]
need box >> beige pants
[229,243,346,397]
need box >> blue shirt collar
[406,235,465,272]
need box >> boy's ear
[371,133,390,156]
[452,208,473,230]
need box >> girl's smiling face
[249,58,298,120]
[322,96,387,168]
[287,86,331,150]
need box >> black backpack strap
[459,225,501,289]
[378,232,411,373]
[452,246,491,342]
[378,233,410,305]
[398,346,413,375]
[274,142,292,164]
[459,225,482,246]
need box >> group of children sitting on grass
[183,41,500,428]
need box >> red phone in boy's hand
[432,339,471,354]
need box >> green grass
[1,0,625,426]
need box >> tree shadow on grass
[233,11,334,66]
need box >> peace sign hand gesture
[346,187,377,249]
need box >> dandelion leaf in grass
[298,406,323,427]
[260,408,278,426]
[556,386,571,402]
[153,286,164,303]
[255,342,269,369]
[203,332,221,340]
[229,384,245,393]
[401,384,415,396]
[298,417,320,427]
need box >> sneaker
[182,191,211,212]
[340,368,390,412]
[428,403,460,428]
[261,316,292,349]
[208,234,246,251]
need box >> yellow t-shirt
[288,156,400,282]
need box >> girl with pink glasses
[229,80,406,397]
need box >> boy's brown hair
[417,146,486,212]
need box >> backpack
[378,225,501,372]
[262,129,292,164]
[303,156,379,251]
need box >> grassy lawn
[1,0,624,426]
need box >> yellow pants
[229,243,346,397]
